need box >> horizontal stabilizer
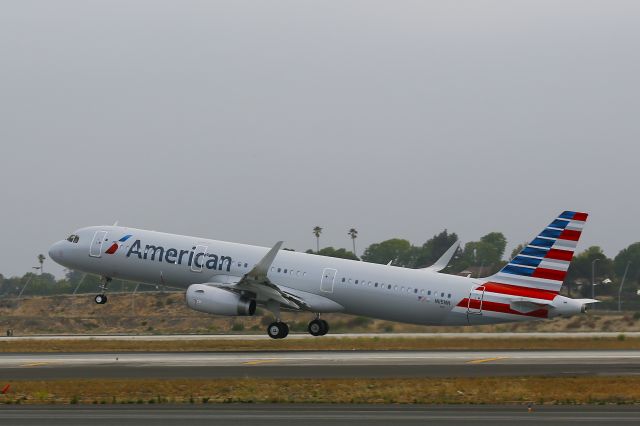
[509,298,552,313]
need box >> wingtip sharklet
[421,240,460,272]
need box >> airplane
[48,211,597,339]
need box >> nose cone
[48,241,65,265]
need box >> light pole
[618,261,631,312]
[591,258,600,299]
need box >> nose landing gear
[94,277,112,304]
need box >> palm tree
[348,228,358,256]
[37,254,46,275]
[312,226,323,253]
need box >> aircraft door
[191,245,209,272]
[320,268,337,293]
[89,231,108,258]
[467,286,485,316]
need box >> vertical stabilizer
[484,211,588,297]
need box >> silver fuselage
[49,226,574,326]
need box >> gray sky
[1,1,639,278]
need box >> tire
[319,319,329,336]
[94,294,106,304]
[267,322,283,339]
[308,319,323,336]
[279,322,289,339]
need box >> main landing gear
[266,317,330,339]
[94,277,112,305]
[267,322,289,339]
[308,318,329,337]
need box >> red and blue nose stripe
[105,234,132,255]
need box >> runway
[2,350,640,379]
[2,332,639,341]
[1,405,640,425]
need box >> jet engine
[186,284,256,316]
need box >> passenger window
[428,290,431,295]
[277,268,281,273]
[355,280,358,284]
[284,269,287,273]
[244,263,248,268]
[374,282,378,287]
[441,292,444,297]
[342,278,346,282]
[388,284,391,290]
[271,267,275,272]
[394,285,398,291]
[448,293,451,298]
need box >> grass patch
[2,377,640,405]
[2,336,640,353]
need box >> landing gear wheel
[308,319,323,336]
[319,319,329,336]
[308,319,329,336]
[95,277,111,305]
[280,323,289,339]
[267,322,289,339]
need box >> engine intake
[186,284,256,316]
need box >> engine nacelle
[186,284,256,316]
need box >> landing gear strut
[308,318,329,336]
[94,277,112,304]
[267,322,289,339]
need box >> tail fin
[485,211,588,295]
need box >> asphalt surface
[2,350,640,379]
[1,405,640,425]
[2,332,639,341]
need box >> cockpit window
[66,234,80,243]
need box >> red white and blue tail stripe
[484,211,588,296]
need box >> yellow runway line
[467,356,508,364]
[20,362,51,367]
[242,359,277,366]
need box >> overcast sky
[1,1,638,278]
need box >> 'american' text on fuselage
[125,240,232,271]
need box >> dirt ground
[1,293,639,336]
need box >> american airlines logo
[116,237,232,272]
[105,234,132,254]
